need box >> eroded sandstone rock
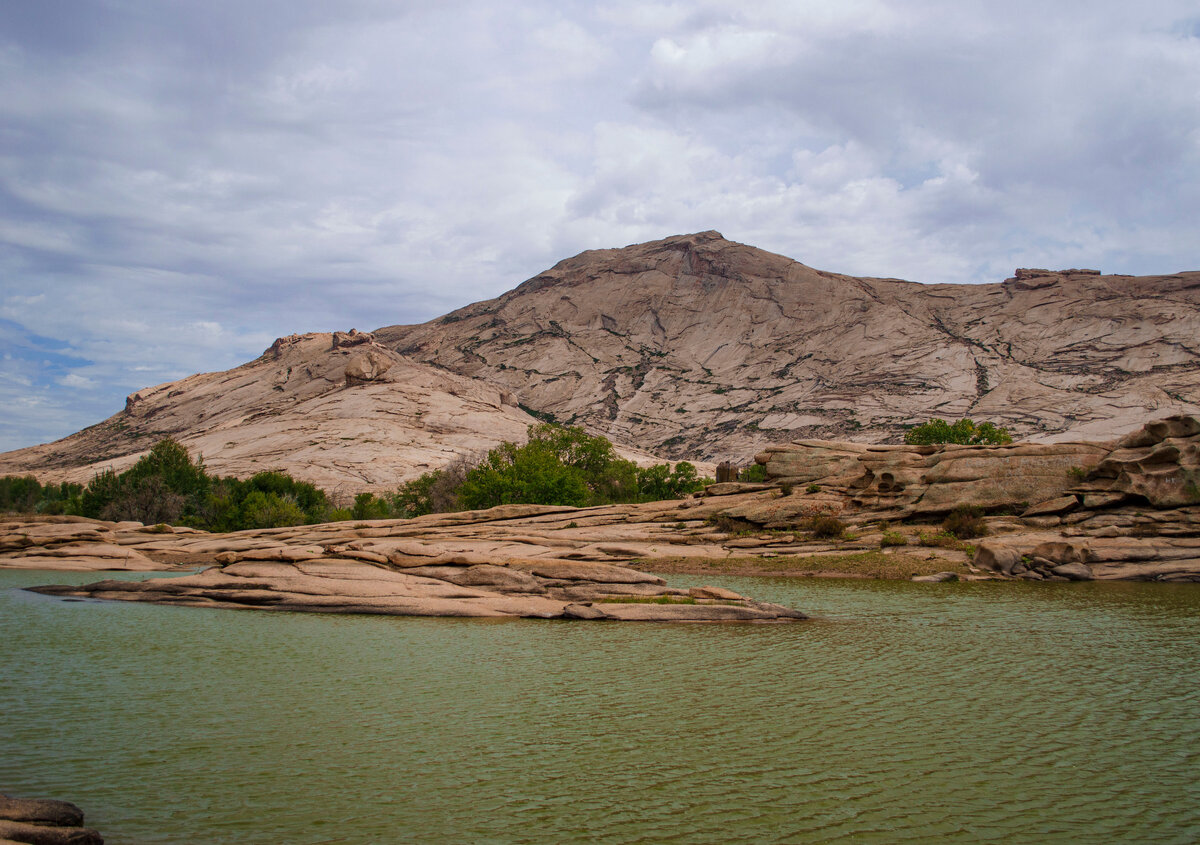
[0,794,102,845]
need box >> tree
[904,418,1012,446]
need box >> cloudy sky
[2,1,1198,451]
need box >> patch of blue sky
[0,318,94,389]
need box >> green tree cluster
[352,424,711,517]
[1,438,334,530]
[3,425,712,528]
[0,475,84,515]
[904,418,1012,446]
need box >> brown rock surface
[4,232,1198,486]
[10,416,1200,589]
[19,506,807,622]
[963,416,1200,581]
[378,231,1200,459]
[0,794,102,845]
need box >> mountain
[4,231,1199,487]
[378,231,1200,459]
[0,331,538,492]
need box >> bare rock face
[378,232,1200,460]
[0,333,539,492]
[3,232,1199,486]
[963,416,1200,581]
[753,438,1109,517]
[21,508,808,623]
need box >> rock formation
[0,331,540,492]
[380,231,1200,459]
[3,231,1200,491]
[748,415,1200,581]
[12,417,1200,612]
[12,506,809,622]
[0,793,103,844]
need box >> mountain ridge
[3,231,1199,487]
[377,231,1200,459]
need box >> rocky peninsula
[8,415,1199,626]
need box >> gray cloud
[1,1,1197,450]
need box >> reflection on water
[2,570,1198,844]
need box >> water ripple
[1,572,1198,843]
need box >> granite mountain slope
[378,231,1200,460]
[0,331,539,492]
[3,232,1199,487]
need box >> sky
[2,1,1199,451]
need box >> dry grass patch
[644,551,970,580]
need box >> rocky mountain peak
[378,237,1200,461]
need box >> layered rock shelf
[753,415,1200,582]
[9,417,1200,625]
[13,504,807,622]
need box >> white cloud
[57,373,94,389]
[0,0,1198,449]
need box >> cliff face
[378,231,1200,460]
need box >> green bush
[69,438,335,531]
[808,515,846,539]
[880,530,908,547]
[455,424,707,511]
[917,531,962,548]
[904,418,1012,446]
[740,463,768,482]
[943,505,987,539]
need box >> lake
[2,569,1198,844]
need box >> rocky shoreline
[6,416,1200,624]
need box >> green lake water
[2,569,1198,844]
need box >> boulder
[1051,562,1094,581]
[0,797,83,828]
[911,571,959,583]
[0,819,104,844]
[688,585,747,600]
[1021,496,1079,518]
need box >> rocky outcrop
[0,332,541,492]
[749,438,1110,519]
[0,516,183,571]
[731,415,1200,581]
[379,231,1200,459]
[969,416,1200,581]
[0,794,103,844]
[30,556,805,622]
[15,507,807,622]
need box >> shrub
[943,505,987,539]
[806,484,820,494]
[904,418,1012,446]
[740,463,768,483]
[917,531,962,548]
[240,490,305,529]
[0,475,43,512]
[706,513,756,534]
[880,530,908,547]
[808,515,846,539]
[351,492,392,521]
[100,476,186,524]
[779,482,793,496]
